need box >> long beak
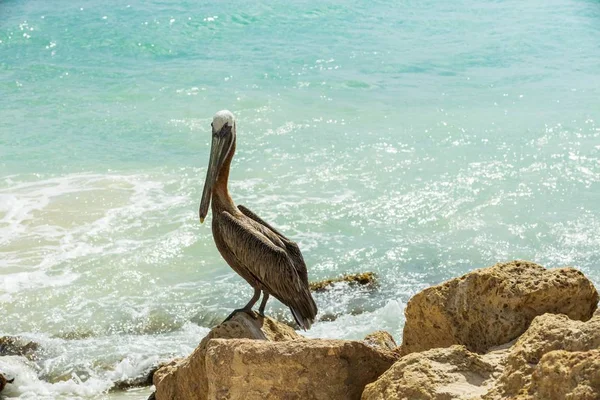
[199,132,230,223]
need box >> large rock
[361,345,507,400]
[486,313,600,399]
[526,349,600,400]
[363,312,600,400]
[401,260,598,354]
[153,313,300,400]
[205,338,398,400]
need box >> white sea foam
[0,356,112,399]
[305,299,405,341]
[0,323,209,399]
[0,270,79,294]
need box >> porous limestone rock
[363,330,397,352]
[153,312,300,400]
[526,349,600,400]
[401,260,598,354]
[361,345,506,400]
[204,338,398,400]
[486,313,600,399]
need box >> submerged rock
[0,373,15,393]
[401,260,598,354]
[152,312,300,400]
[0,336,39,360]
[205,338,397,400]
[309,272,376,292]
[111,365,157,391]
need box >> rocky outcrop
[0,336,39,360]
[205,338,397,400]
[486,312,600,399]
[153,312,300,400]
[310,272,376,292]
[364,313,600,400]
[151,261,599,400]
[153,311,399,400]
[401,260,598,354]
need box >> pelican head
[199,110,236,223]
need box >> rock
[363,331,397,352]
[486,313,600,399]
[111,365,157,391]
[310,272,376,292]
[0,336,39,360]
[0,373,15,393]
[114,359,185,392]
[152,358,183,387]
[153,312,301,400]
[526,349,600,400]
[361,345,505,400]
[401,260,598,354]
[205,338,398,400]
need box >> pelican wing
[217,210,317,327]
[238,204,311,287]
[237,205,289,241]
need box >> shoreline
[2,260,598,399]
[151,260,599,400]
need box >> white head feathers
[212,110,235,133]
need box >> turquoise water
[2,0,600,398]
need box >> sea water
[1,0,600,398]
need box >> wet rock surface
[309,272,377,292]
[0,336,39,360]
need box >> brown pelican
[199,110,318,330]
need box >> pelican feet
[222,308,259,324]
[222,288,264,324]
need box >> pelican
[199,110,318,330]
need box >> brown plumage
[199,110,318,329]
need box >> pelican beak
[199,124,232,223]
